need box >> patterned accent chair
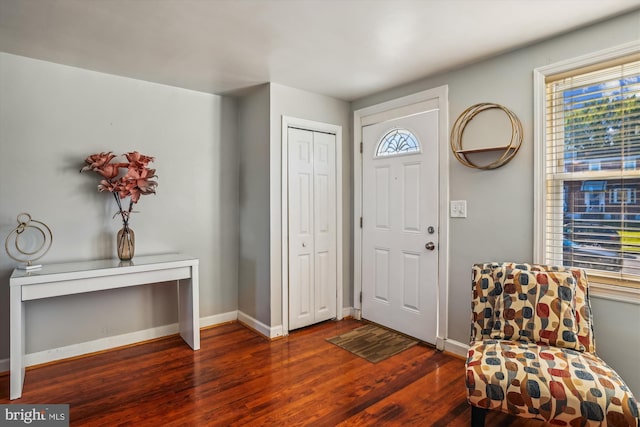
[465,262,640,427]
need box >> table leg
[10,286,25,400]
[178,265,200,350]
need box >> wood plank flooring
[0,319,546,426]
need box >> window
[376,129,420,157]
[610,186,636,205]
[535,45,640,293]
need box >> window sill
[589,281,640,304]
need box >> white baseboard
[270,324,283,338]
[0,314,469,374]
[0,311,240,373]
[443,338,469,358]
[342,307,356,318]
[200,311,238,328]
[24,323,180,368]
[237,311,283,339]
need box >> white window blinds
[544,57,640,287]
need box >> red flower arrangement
[81,152,158,259]
[81,151,157,221]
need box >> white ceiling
[0,0,639,101]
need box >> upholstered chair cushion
[466,340,640,426]
[471,264,499,340]
[471,263,595,352]
[490,268,585,351]
[567,267,595,352]
[521,264,595,352]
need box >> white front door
[361,110,439,343]
[288,127,337,330]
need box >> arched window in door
[376,128,420,157]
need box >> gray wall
[269,83,352,327]
[1,8,637,397]
[0,53,238,355]
[352,10,640,395]
[237,84,271,325]
[235,83,351,328]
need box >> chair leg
[471,406,487,427]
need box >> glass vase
[117,225,135,261]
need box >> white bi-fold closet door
[288,127,337,330]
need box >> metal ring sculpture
[451,103,523,170]
[5,213,53,266]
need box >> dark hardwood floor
[0,319,546,426]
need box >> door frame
[353,86,449,350]
[281,116,343,334]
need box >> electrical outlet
[450,200,467,218]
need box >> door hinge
[359,291,362,303]
[360,142,363,153]
[360,217,363,228]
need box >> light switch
[450,200,467,218]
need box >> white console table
[9,253,200,400]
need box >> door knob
[425,242,435,251]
